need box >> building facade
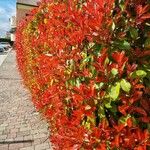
[16,0,39,25]
[10,16,16,42]
[10,0,39,42]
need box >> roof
[17,0,39,6]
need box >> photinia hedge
[16,0,150,149]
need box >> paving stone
[0,135,7,140]
[14,136,24,141]
[33,133,47,139]
[0,51,52,150]
[5,138,14,142]
[10,128,19,133]
[20,146,34,150]
[34,143,50,150]
[7,133,17,139]
[32,138,41,145]
[0,144,9,150]
[0,126,6,131]
[9,143,24,150]
[3,129,9,135]
[17,131,30,137]
[0,123,8,127]
[20,127,30,132]
[23,135,33,141]
[23,142,32,147]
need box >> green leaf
[121,41,131,50]
[76,78,80,87]
[95,82,104,90]
[131,116,138,126]
[145,38,150,49]
[92,43,102,56]
[118,114,131,125]
[130,27,138,39]
[82,55,91,63]
[80,55,92,69]
[98,106,105,119]
[114,40,131,50]
[109,82,120,101]
[109,103,118,113]
[104,57,110,66]
[69,78,76,86]
[136,70,147,77]
[131,70,147,78]
[104,99,112,108]
[119,0,125,11]
[105,103,112,108]
[111,68,118,76]
[120,79,131,93]
[90,65,97,77]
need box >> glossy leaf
[131,70,147,78]
[109,82,120,101]
[145,38,150,49]
[120,79,131,93]
[111,68,118,76]
[130,27,138,39]
[118,114,131,126]
[114,40,131,50]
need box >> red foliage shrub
[16,0,150,149]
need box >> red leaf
[111,51,128,76]
[127,63,137,75]
[114,124,124,132]
[140,98,150,112]
[139,117,150,123]
[127,118,133,127]
[112,51,128,64]
[136,5,150,17]
[118,105,129,115]
[135,84,145,89]
[114,134,120,147]
[137,50,150,57]
[141,13,150,19]
[128,106,147,116]
[145,87,150,94]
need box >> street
[0,50,52,150]
[0,50,9,67]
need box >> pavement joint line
[0,77,21,80]
[0,140,34,144]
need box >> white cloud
[0,22,9,30]
[8,3,16,16]
[0,4,16,36]
[0,7,5,15]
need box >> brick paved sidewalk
[0,51,52,150]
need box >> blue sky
[0,0,16,37]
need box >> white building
[10,16,16,42]
[9,0,39,42]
